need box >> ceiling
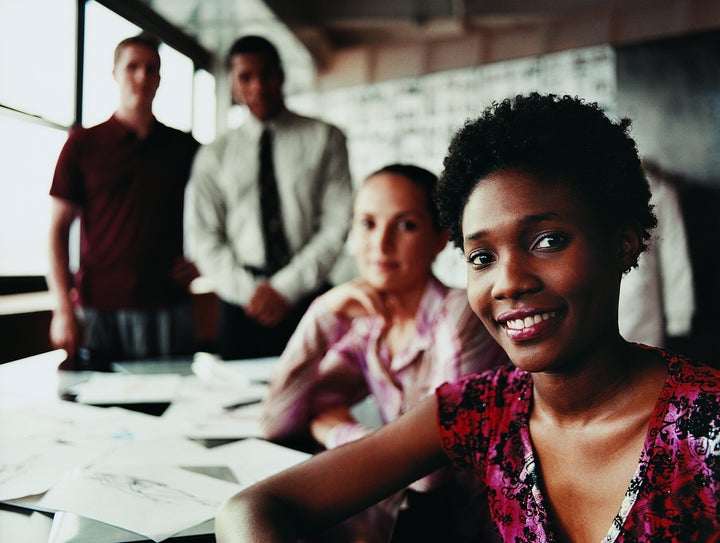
[146,0,720,90]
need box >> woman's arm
[262,279,391,442]
[215,396,446,542]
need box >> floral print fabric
[436,349,719,542]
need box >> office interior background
[1,0,719,363]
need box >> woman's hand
[321,279,392,324]
[310,405,356,447]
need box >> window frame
[0,0,214,295]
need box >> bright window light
[0,115,68,275]
[0,0,76,126]
[192,69,216,143]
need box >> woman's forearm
[215,491,302,543]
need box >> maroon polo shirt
[50,115,199,310]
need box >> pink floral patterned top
[436,348,720,542]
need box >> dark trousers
[74,302,196,370]
[218,284,329,360]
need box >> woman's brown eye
[533,232,568,250]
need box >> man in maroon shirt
[47,33,199,369]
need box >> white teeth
[505,311,557,330]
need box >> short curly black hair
[436,93,657,254]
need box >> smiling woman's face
[461,169,629,373]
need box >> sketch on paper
[0,455,38,485]
[87,472,218,508]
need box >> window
[82,1,141,127]
[0,115,68,276]
[0,0,215,285]
[83,1,196,131]
[193,69,216,144]
[0,0,76,126]
[0,0,76,280]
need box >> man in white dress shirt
[186,35,352,359]
[618,162,695,347]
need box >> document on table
[69,374,183,404]
[40,439,310,542]
[0,402,181,503]
[0,437,110,502]
[161,401,265,439]
[39,464,242,542]
[48,512,215,543]
[208,438,311,488]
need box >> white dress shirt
[618,173,695,346]
[186,108,352,306]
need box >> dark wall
[616,30,720,186]
[616,30,720,364]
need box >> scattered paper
[192,352,250,387]
[47,511,214,543]
[0,508,53,543]
[0,437,110,501]
[39,465,241,542]
[161,401,265,439]
[70,374,182,405]
[209,438,310,488]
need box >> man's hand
[171,258,200,289]
[245,282,290,326]
[49,306,80,362]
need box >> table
[0,351,284,543]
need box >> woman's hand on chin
[321,279,391,324]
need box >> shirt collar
[384,276,448,372]
[109,113,159,141]
[246,106,291,136]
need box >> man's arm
[184,143,258,307]
[47,197,81,359]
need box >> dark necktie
[258,128,290,274]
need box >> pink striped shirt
[261,276,508,451]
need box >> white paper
[48,511,214,543]
[92,436,214,469]
[0,437,110,501]
[0,400,114,442]
[0,350,67,410]
[195,352,279,384]
[0,508,53,543]
[173,375,267,408]
[208,438,310,488]
[70,374,182,404]
[161,401,264,439]
[39,465,241,542]
[191,352,250,387]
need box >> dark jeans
[218,284,329,360]
[74,302,196,370]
